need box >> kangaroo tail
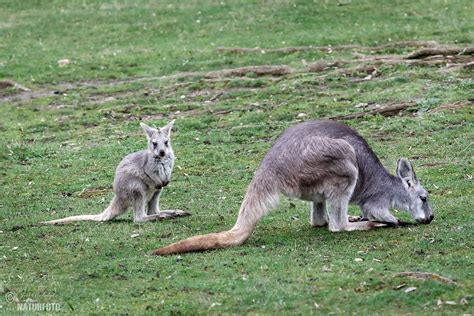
[42,213,106,225]
[153,171,279,255]
[41,196,124,225]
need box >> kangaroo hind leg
[135,192,189,222]
[98,196,128,221]
[310,194,328,227]
[325,160,384,231]
[147,190,190,218]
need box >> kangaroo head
[396,158,433,224]
[140,120,175,161]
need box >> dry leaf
[58,59,70,67]
[404,287,417,293]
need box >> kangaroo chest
[143,160,173,191]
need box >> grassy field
[1,0,473,314]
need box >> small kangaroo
[153,120,433,255]
[43,120,190,224]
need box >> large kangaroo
[153,120,433,255]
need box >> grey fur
[43,120,190,225]
[233,120,434,233]
[153,120,434,255]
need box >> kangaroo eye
[420,196,427,202]
[152,142,158,148]
[164,140,169,147]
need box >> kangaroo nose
[417,215,434,224]
[424,215,433,224]
[159,150,166,157]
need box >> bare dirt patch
[2,43,471,105]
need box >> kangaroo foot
[375,220,414,227]
[136,211,191,222]
[160,210,191,217]
[331,221,387,232]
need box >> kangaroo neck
[348,137,397,205]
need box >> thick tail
[152,227,253,255]
[41,196,125,225]
[153,171,279,255]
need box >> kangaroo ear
[396,158,418,187]
[140,122,156,139]
[160,119,175,137]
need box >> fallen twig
[429,100,473,113]
[405,47,474,59]
[394,272,460,286]
[203,65,293,78]
[443,61,474,72]
[329,102,415,120]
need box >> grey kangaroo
[153,120,433,255]
[43,120,190,224]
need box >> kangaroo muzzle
[416,214,434,224]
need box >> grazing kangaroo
[43,120,190,224]
[153,120,433,255]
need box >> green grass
[1,0,473,314]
